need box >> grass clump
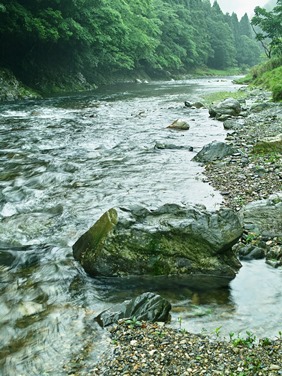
[192,67,243,77]
[202,90,248,105]
[272,83,282,101]
[233,57,282,101]
[252,139,282,155]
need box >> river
[0,77,281,375]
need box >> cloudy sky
[215,0,267,18]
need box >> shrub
[272,84,282,101]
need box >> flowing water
[0,77,281,375]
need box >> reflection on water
[171,260,282,339]
[0,77,281,375]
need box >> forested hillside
[0,0,261,91]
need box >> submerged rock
[192,141,237,163]
[73,203,242,282]
[154,142,193,151]
[95,292,171,327]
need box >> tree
[236,35,262,66]
[252,0,282,58]
[0,0,263,90]
[239,13,253,38]
[207,3,236,69]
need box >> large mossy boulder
[73,204,242,282]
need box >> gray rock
[154,142,193,151]
[250,102,272,113]
[266,245,282,268]
[95,292,171,327]
[209,98,241,120]
[192,141,237,163]
[237,244,265,260]
[223,119,243,130]
[73,203,242,282]
[192,102,205,109]
[240,193,282,238]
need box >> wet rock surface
[95,292,171,328]
[192,141,237,163]
[73,203,242,280]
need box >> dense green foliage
[0,0,261,89]
[252,0,282,58]
[244,1,282,101]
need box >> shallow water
[0,77,281,375]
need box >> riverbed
[0,77,281,375]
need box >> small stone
[269,364,281,370]
[149,349,157,356]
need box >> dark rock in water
[209,98,241,120]
[266,246,282,268]
[184,101,205,109]
[72,203,242,282]
[0,250,16,267]
[192,141,237,163]
[237,244,265,260]
[192,102,205,109]
[95,292,171,327]
[184,101,192,107]
[154,142,193,151]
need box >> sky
[214,0,267,18]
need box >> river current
[0,78,281,375]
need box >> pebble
[83,321,282,375]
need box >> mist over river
[0,78,281,375]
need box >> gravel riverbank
[204,89,282,211]
[86,321,282,375]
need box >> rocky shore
[68,88,282,376]
[85,321,281,376]
[204,89,282,211]
[203,88,282,267]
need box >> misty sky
[215,0,267,18]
